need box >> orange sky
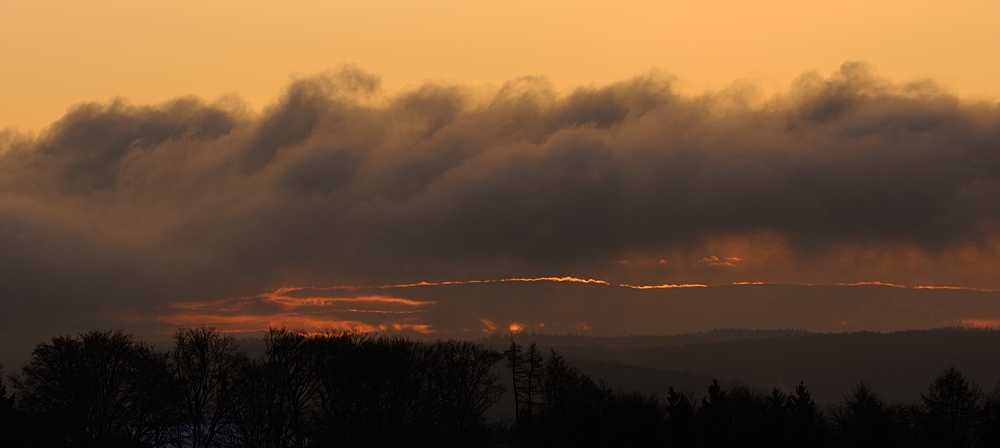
[3,0,999,132]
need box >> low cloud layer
[2,62,1000,351]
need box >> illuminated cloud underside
[127,277,1000,337]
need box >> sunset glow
[103,278,1000,338]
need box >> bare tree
[0,364,12,413]
[10,330,177,447]
[172,327,246,448]
[121,348,184,447]
[505,341,545,447]
[427,340,505,446]
[310,334,430,447]
[228,328,315,448]
[308,331,363,446]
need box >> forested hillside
[3,328,1000,447]
[488,328,1000,404]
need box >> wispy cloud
[696,256,741,268]
[261,294,434,308]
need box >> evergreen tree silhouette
[665,386,696,447]
[536,348,613,448]
[0,364,17,444]
[833,382,903,448]
[923,367,981,448]
[976,384,1000,447]
[698,379,733,447]
[612,390,666,448]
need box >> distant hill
[161,327,1000,410]
[479,328,814,349]
[486,328,1000,405]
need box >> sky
[3,1,1000,363]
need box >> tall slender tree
[505,340,544,446]
[505,340,526,425]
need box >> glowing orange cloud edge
[261,294,435,308]
[144,276,998,338]
[261,276,1000,294]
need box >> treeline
[2,330,1000,448]
[503,341,1000,448]
[0,328,504,448]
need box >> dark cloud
[2,63,1000,356]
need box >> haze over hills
[7,281,1000,372]
[7,324,1000,422]
[479,328,813,348]
[193,326,1000,409]
[482,327,1000,405]
[6,283,1000,411]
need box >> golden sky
[3,0,999,131]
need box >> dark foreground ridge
[2,328,999,447]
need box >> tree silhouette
[15,327,1000,448]
[0,363,21,445]
[923,367,981,448]
[262,328,314,448]
[537,349,586,446]
[725,386,771,445]
[523,342,544,421]
[697,379,733,447]
[976,384,1000,447]
[0,364,12,414]
[787,382,828,446]
[227,329,316,448]
[308,331,363,446]
[121,347,184,447]
[310,333,431,447]
[426,340,505,447]
[10,330,177,447]
[832,382,903,448]
[172,327,246,448]
[361,336,433,447]
[505,340,525,425]
[505,340,544,447]
[664,386,696,447]
[611,390,666,448]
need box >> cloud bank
[2,62,1000,348]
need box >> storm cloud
[3,63,1000,350]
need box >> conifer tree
[923,367,981,448]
